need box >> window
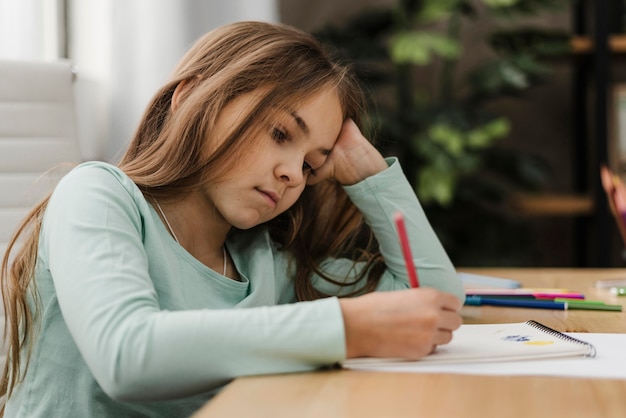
[0,0,66,60]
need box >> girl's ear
[171,77,197,112]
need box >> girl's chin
[228,206,289,229]
[228,215,268,230]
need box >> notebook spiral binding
[525,320,597,357]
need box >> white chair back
[0,59,81,372]
[0,59,81,258]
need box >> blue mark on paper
[502,334,531,342]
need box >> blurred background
[1,0,624,268]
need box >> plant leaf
[390,31,461,65]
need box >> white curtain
[69,0,279,162]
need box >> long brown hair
[0,21,384,406]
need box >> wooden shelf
[508,193,594,217]
[571,35,626,54]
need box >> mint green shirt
[5,158,463,417]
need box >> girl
[1,21,464,417]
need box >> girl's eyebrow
[291,111,310,136]
[290,110,332,155]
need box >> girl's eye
[272,127,288,143]
[303,161,316,176]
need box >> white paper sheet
[344,333,626,379]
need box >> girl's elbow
[97,375,151,402]
[91,359,161,402]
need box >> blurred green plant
[316,0,571,265]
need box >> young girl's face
[203,86,343,230]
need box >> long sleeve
[6,159,462,418]
[15,162,346,413]
[313,158,464,300]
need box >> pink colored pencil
[393,211,420,288]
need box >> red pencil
[393,211,420,288]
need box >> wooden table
[192,269,626,418]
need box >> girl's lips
[257,188,279,207]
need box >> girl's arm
[42,165,347,401]
[309,119,465,360]
[310,120,465,300]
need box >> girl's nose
[274,158,304,186]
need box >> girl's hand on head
[306,119,388,186]
[339,288,463,359]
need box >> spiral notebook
[343,321,596,370]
